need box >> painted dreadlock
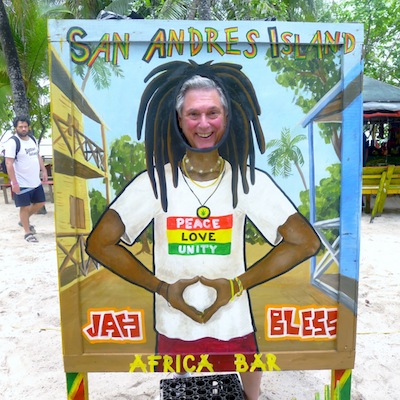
[137,60,266,212]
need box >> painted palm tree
[266,127,308,190]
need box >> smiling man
[177,81,227,150]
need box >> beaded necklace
[181,161,226,219]
[182,154,223,175]
[181,155,225,189]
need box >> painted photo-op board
[48,19,363,375]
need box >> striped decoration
[66,372,88,400]
[331,369,352,400]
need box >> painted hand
[198,276,231,323]
[166,276,204,323]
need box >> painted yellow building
[50,49,109,286]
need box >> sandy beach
[0,190,399,400]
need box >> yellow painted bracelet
[229,279,235,302]
[235,277,244,297]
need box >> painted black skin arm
[200,213,321,323]
[86,209,203,323]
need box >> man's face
[178,88,227,150]
[15,121,30,137]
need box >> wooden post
[66,372,88,400]
[331,369,352,399]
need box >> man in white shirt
[3,116,48,242]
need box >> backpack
[1,134,37,175]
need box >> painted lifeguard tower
[50,50,110,284]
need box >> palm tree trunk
[81,67,91,92]
[295,161,308,190]
[136,232,152,255]
[0,0,29,117]
[331,126,342,160]
[198,0,211,19]
[187,0,199,19]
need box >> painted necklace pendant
[197,205,211,219]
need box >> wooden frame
[48,19,364,398]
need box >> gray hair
[175,75,228,116]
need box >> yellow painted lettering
[281,32,293,56]
[205,27,225,55]
[175,354,181,373]
[294,35,306,59]
[129,354,147,372]
[87,33,111,67]
[225,27,240,55]
[183,355,196,372]
[310,30,323,59]
[267,27,279,58]
[267,353,281,371]
[196,354,214,373]
[112,32,129,64]
[142,29,166,63]
[189,27,203,56]
[148,355,162,372]
[324,31,340,54]
[162,355,175,373]
[244,30,259,59]
[249,353,267,372]
[167,29,184,57]
[234,353,249,372]
[67,27,90,65]
[343,32,355,53]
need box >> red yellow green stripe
[167,215,233,256]
[66,372,87,400]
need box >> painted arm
[200,213,321,323]
[86,209,203,322]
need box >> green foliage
[89,188,107,226]
[298,163,341,218]
[267,47,341,148]
[329,0,400,85]
[282,0,326,22]
[128,0,288,20]
[62,0,114,19]
[74,56,124,92]
[108,135,146,195]
[128,0,189,19]
[298,163,341,241]
[108,135,152,251]
[0,0,134,132]
[266,38,343,161]
[210,0,286,21]
[245,218,267,246]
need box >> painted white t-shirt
[4,135,41,188]
[111,162,297,341]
